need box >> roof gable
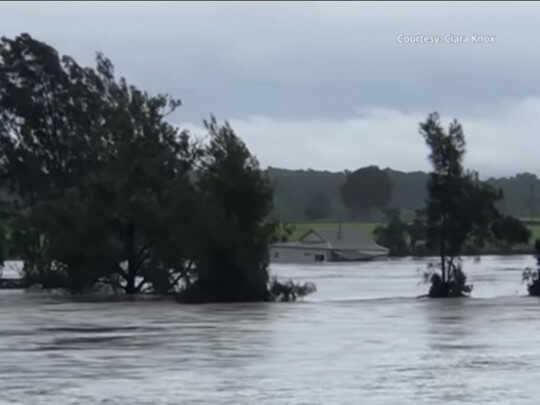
[301,226,389,252]
[295,226,388,253]
[298,230,325,243]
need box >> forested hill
[267,167,540,222]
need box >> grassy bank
[287,221,381,241]
[287,220,540,250]
[522,220,540,245]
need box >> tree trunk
[440,243,446,283]
[125,222,137,294]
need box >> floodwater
[1,256,540,404]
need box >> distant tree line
[373,209,531,258]
[0,33,314,301]
[267,167,540,223]
[340,166,393,220]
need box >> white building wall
[270,246,329,263]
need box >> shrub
[269,278,317,302]
[523,239,540,296]
[424,260,472,298]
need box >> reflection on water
[1,256,540,404]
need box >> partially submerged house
[270,225,389,263]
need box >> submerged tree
[269,278,317,302]
[0,34,316,301]
[523,239,540,296]
[177,117,277,302]
[421,112,501,297]
[0,34,113,280]
[0,34,200,293]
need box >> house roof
[299,227,388,253]
[270,240,330,249]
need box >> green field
[288,221,540,247]
[528,224,540,245]
[287,221,381,241]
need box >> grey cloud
[2,2,540,175]
[184,98,540,178]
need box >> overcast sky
[2,1,540,177]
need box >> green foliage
[0,225,5,266]
[269,278,317,302]
[424,260,472,298]
[0,34,197,293]
[523,239,540,296]
[0,34,114,202]
[340,166,393,219]
[178,117,276,302]
[421,112,501,297]
[304,192,332,220]
[0,202,11,265]
[267,168,351,222]
[28,188,120,291]
[374,209,430,256]
[373,210,409,256]
[0,34,294,301]
[268,168,540,225]
[272,223,297,243]
[492,215,531,247]
[407,209,427,254]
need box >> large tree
[340,166,393,219]
[0,34,313,301]
[0,34,114,203]
[491,215,531,248]
[178,117,276,302]
[35,68,197,293]
[421,112,501,297]
[0,34,114,277]
[0,34,198,293]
